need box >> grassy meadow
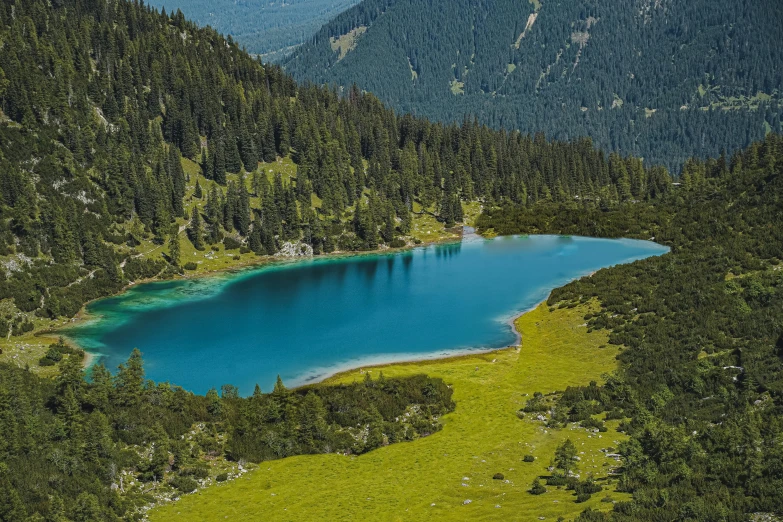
[150,302,630,521]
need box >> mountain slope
[285,0,783,169]
[145,0,361,60]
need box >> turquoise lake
[65,234,668,395]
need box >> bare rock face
[274,241,314,258]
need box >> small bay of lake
[64,235,668,394]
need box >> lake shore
[48,231,466,370]
[312,299,549,389]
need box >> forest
[478,134,783,520]
[285,0,783,170]
[0,344,454,520]
[0,0,665,340]
[1,0,781,520]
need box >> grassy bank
[150,302,629,521]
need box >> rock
[463,499,472,505]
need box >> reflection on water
[65,235,668,395]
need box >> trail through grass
[150,302,629,521]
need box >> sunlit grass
[150,302,629,521]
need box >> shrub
[38,357,56,366]
[233,255,240,261]
[183,262,198,270]
[169,475,198,493]
[389,239,406,248]
[530,478,546,495]
[493,473,504,480]
[546,475,568,487]
[413,238,422,244]
[44,347,63,362]
[216,473,228,482]
[239,246,251,254]
[211,245,220,252]
[223,237,241,250]
[575,492,592,503]
[523,455,535,462]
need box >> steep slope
[285,0,783,169]
[145,0,361,60]
[0,0,662,361]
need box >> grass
[149,301,630,521]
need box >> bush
[575,492,592,503]
[223,237,241,250]
[169,475,198,493]
[413,238,423,244]
[493,473,504,480]
[38,357,56,366]
[233,255,240,261]
[546,475,568,486]
[530,478,546,495]
[523,455,535,462]
[183,262,198,270]
[239,246,251,254]
[216,473,228,482]
[389,239,406,248]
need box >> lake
[65,234,668,394]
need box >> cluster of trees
[0,349,454,520]
[478,134,783,520]
[0,0,662,331]
[286,0,783,169]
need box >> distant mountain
[145,0,361,61]
[285,0,783,169]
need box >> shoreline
[311,299,548,389]
[46,232,466,369]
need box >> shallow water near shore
[64,235,668,394]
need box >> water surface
[66,235,668,394]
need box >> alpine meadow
[0,1,781,522]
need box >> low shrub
[169,475,198,493]
[183,262,198,270]
[223,237,241,250]
[216,473,228,482]
[523,455,535,462]
[389,239,406,248]
[493,473,504,480]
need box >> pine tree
[168,224,181,267]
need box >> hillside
[145,0,361,61]
[285,0,783,169]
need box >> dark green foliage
[479,134,783,520]
[530,478,546,495]
[0,0,653,331]
[493,472,504,480]
[183,262,198,270]
[0,350,453,520]
[523,455,535,463]
[287,0,783,170]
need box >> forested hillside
[285,0,783,170]
[0,0,667,350]
[145,0,361,61]
[478,134,783,520]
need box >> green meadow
[150,302,630,521]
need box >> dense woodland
[1,0,782,520]
[145,0,361,61]
[0,0,663,334]
[478,134,783,520]
[286,0,783,170]
[0,345,454,520]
